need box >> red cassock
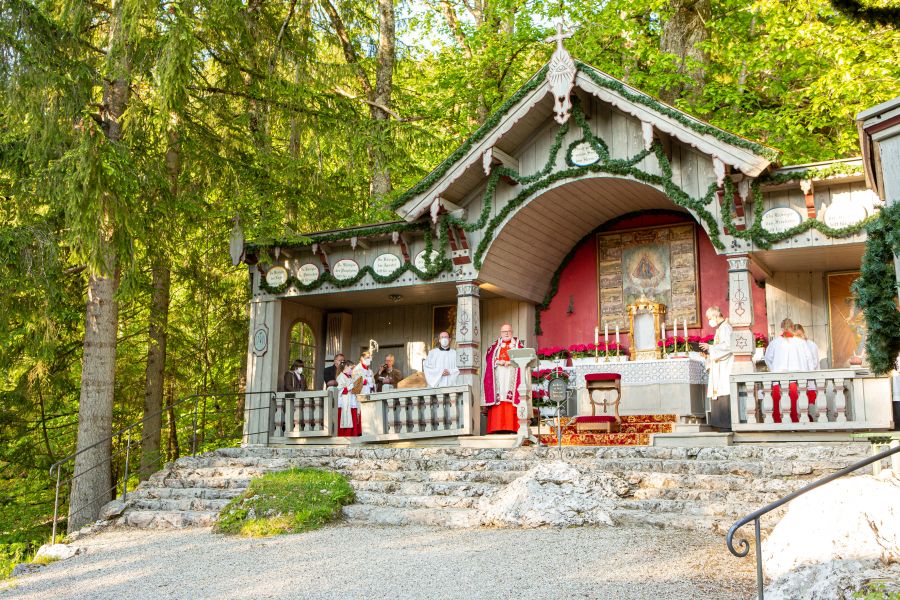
[483,338,523,434]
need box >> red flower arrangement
[531,367,571,382]
[754,333,769,348]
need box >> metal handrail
[727,443,900,599]
[49,390,277,540]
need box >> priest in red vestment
[482,324,524,434]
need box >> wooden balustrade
[271,389,335,439]
[359,385,473,442]
[730,369,894,432]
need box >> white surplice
[423,347,460,387]
[706,320,734,399]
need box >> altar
[565,358,708,419]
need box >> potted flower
[752,332,768,364]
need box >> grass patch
[214,468,355,537]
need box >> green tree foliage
[0,0,897,563]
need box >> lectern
[508,347,538,448]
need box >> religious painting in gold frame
[597,222,700,331]
[431,304,457,348]
[826,271,867,368]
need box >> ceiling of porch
[478,177,688,303]
[754,243,865,274]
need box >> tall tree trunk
[68,268,119,532]
[139,258,170,479]
[368,0,395,202]
[659,0,710,105]
[140,127,179,480]
[67,0,131,533]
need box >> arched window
[288,321,316,390]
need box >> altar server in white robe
[764,318,809,423]
[336,361,361,437]
[699,306,734,429]
[424,331,460,387]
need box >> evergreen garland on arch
[851,202,900,376]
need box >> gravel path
[0,524,756,600]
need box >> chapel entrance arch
[476,176,715,302]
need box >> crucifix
[545,19,576,124]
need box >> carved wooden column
[244,297,282,445]
[455,282,481,433]
[727,255,755,371]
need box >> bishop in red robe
[482,324,524,434]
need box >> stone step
[117,509,219,529]
[627,471,805,493]
[353,491,481,510]
[129,486,245,501]
[128,497,234,513]
[349,480,500,498]
[150,466,271,480]
[616,497,785,519]
[342,504,476,528]
[341,468,527,484]
[210,444,869,463]
[630,486,783,505]
[155,476,252,489]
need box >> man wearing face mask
[282,359,307,392]
[698,306,734,429]
[423,332,460,387]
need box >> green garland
[245,221,428,254]
[258,257,453,294]
[388,65,550,211]
[851,202,900,376]
[574,63,780,162]
[759,162,863,186]
[719,178,876,250]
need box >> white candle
[661,320,666,344]
[604,324,609,344]
[684,318,688,340]
[594,326,599,346]
[615,325,620,346]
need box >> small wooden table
[576,373,621,433]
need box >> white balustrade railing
[271,389,335,439]
[358,385,474,442]
[729,369,894,431]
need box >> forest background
[1,0,898,575]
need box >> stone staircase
[109,443,871,533]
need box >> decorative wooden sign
[252,324,268,357]
[298,263,319,285]
[414,250,441,271]
[570,142,600,166]
[823,199,868,229]
[332,259,360,280]
[373,253,402,277]
[265,266,288,287]
[760,207,802,234]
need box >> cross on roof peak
[545,20,573,53]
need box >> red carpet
[538,414,676,446]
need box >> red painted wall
[535,213,768,350]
